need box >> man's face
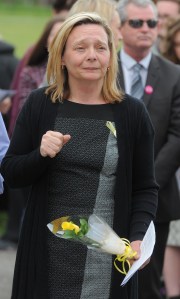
[120,4,158,58]
[157,1,179,37]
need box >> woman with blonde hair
[1,12,158,299]
[162,16,180,64]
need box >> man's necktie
[130,63,143,99]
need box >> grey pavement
[0,248,16,299]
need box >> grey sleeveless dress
[47,100,119,298]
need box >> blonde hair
[162,16,180,64]
[68,0,118,25]
[45,12,123,103]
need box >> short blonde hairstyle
[68,0,118,25]
[45,12,123,103]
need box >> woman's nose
[87,47,97,60]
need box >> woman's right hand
[40,130,71,158]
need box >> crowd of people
[0,0,180,299]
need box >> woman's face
[173,30,180,61]
[62,24,111,84]
[110,10,122,49]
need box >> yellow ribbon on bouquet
[114,239,137,275]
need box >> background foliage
[0,2,52,232]
[0,0,51,5]
[0,2,51,58]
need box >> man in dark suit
[117,1,180,299]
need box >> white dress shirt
[120,48,152,95]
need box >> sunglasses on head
[127,19,158,28]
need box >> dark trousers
[138,222,169,299]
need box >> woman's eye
[76,47,84,51]
[98,46,106,50]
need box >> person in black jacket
[0,40,19,236]
[1,12,158,299]
[117,0,180,298]
[0,40,19,90]
[0,40,19,128]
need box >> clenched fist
[40,130,71,158]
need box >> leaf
[79,218,89,235]
[63,230,78,239]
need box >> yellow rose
[62,221,80,234]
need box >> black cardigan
[1,87,158,299]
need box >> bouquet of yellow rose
[47,214,137,275]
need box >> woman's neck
[69,95,106,104]
[68,79,106,104]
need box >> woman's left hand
[130,240,150,269]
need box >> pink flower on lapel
[145,85,153,95]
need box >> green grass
[0,3,51,58]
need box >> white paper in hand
[121,221,156,286]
